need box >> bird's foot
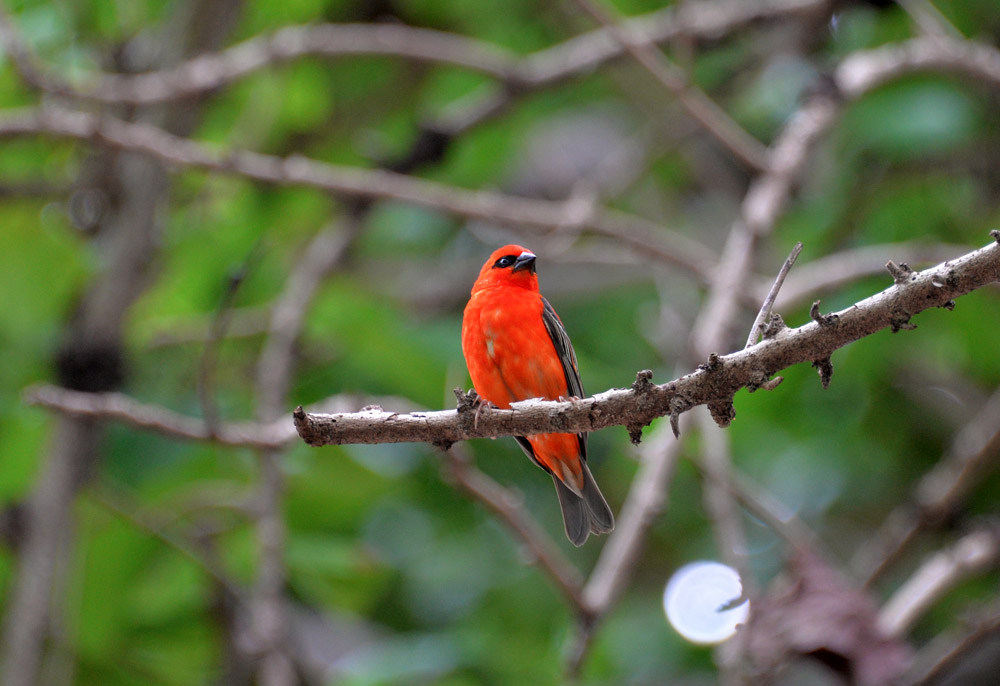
[473,396,497,430]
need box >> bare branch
[24,384,296,448]
[0,106,715,281]
[295,240,1000,447]
[524,0,830,84]
[0,0,830,105]
[689,93,839,356]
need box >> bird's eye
[493,255,517,269]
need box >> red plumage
[461,245,614,546]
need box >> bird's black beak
[512,251,537,274]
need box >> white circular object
[663,561,750,645]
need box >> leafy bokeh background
[2,0,1000,684]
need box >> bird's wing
[539,295,587,460]
[540,296,583,399]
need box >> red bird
[462,245,614,546]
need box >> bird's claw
[473,396,496,429]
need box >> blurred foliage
[1,0,1000,685]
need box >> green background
[1,0,999,684]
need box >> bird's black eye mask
[493,252,537,274]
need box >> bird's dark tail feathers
[552,463,614,547]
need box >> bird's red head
[471,244,539,293]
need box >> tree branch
[295,239,1000,447]
[0,0,830,105]
[0,106,715,281]
[23,384,296,448]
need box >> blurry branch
[22,384,400,449]
[0,37,995,287]
[695,409,756,598]
[0,1,247,683]
[146,305,272,348]
[716,464,820,553]
[198,243,265,436]
[0,106,715,281]
[572,0,769,172]
[909,599,1000,686]
[855,385,1000,587]
[248,217,363,686]
[256,220,361,421]
[694,34,1000,353]
[769,241,975,310]
[442,447,586,610]
[567,421,684,675]
[836,36,1000,96]
[878,525,1000,638]
[895,0,964,40]
[90,484,247,602]
[296,238,1000,447]
[24,384,297,448]
[0,0,829,106]
[689,90,838,355]
[583,421,682,610]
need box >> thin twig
[746,241,803,348]
[199,241,265,436]
[723,465,820,554]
